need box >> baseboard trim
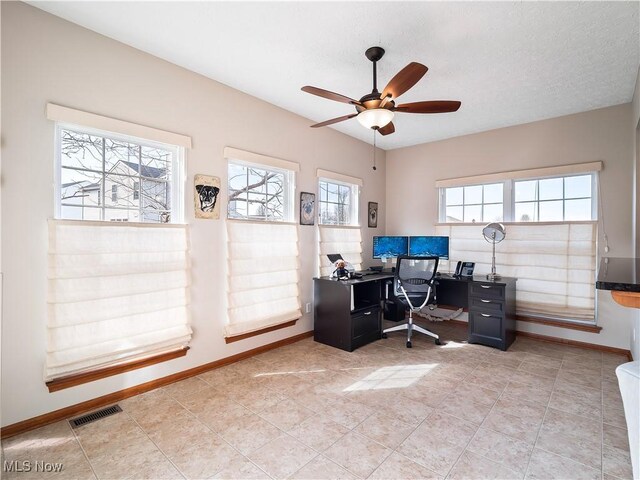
[1,330,314,439]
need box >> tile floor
[2,322,634,480]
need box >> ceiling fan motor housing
[365,46,385,62]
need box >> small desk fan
[482,223,506,280]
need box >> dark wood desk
[313,272,517,351]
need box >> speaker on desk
[383,300,406,322]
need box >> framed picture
[300,192,316,225]
[368,202,378,228]
[194,174,221,219]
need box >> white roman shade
[46,220,192,380]
[318,227,363,277]
[226,221,301,337]
[436,222,597,322]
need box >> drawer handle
[364,311,372,315]
[480,313,492,317]
[480,285,492,289]
[480,299,491,303]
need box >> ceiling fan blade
[310,113,358,128]
[381,62,428,100]
[302,86,360,105]
[395,100,461,114]
[377,122,395,136]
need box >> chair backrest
[394,255,439,306]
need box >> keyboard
[356,270,378,276]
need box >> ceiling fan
[302,46,461,136]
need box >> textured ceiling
[29,1,640,150]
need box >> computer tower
[383,300,406,321]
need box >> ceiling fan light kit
[357,108,394,129]
[302,46,461,136]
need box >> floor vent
[69,405,122,428]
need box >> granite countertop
[595,257,640,293]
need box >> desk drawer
[470,283,504,299]
[469,296,504,314]
[352,307,380,339]
[469,312,503,339]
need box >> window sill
[225,320,297,343]
[516,315,601,333]
[45,347,189,393]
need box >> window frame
[440,182,505,223]
[226,158,296,223]
[317,177,360,226]
[54,123,185,224]
[438,172,598,224]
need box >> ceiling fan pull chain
[372,130,377,171]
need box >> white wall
[386,104,636,351]
[0,2,387,427]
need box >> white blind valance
[435,161,603,188]
[226,221,301,336]
[436,223,597,322]
[46,104,192,148]
[316,169,363,187]
[46,220,192,381]
[223,147,300,172]
[318,227,363,277]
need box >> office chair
[381,255,442,348]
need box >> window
[57,126,183,224]
[47,106,192,388]
[444,183,503,223]
[225,149,301,339]
[318,179,359,225]
[227,160,294,221]
[514,175,594,222]
[439,173,596,223]
[436,165,600,325]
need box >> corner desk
[313,271,517,352]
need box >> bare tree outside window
[318,180,353,225]
[228,163,286,221]
[59,129,174,223]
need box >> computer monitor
[409,236,450,259]
[373,236,409,259]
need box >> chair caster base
[435,339,442,345]
[381,333,388,339]
[406,341,412,348]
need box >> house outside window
[57,126,182,223]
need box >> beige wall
[386,104,636,350]
[0,2,386,426]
